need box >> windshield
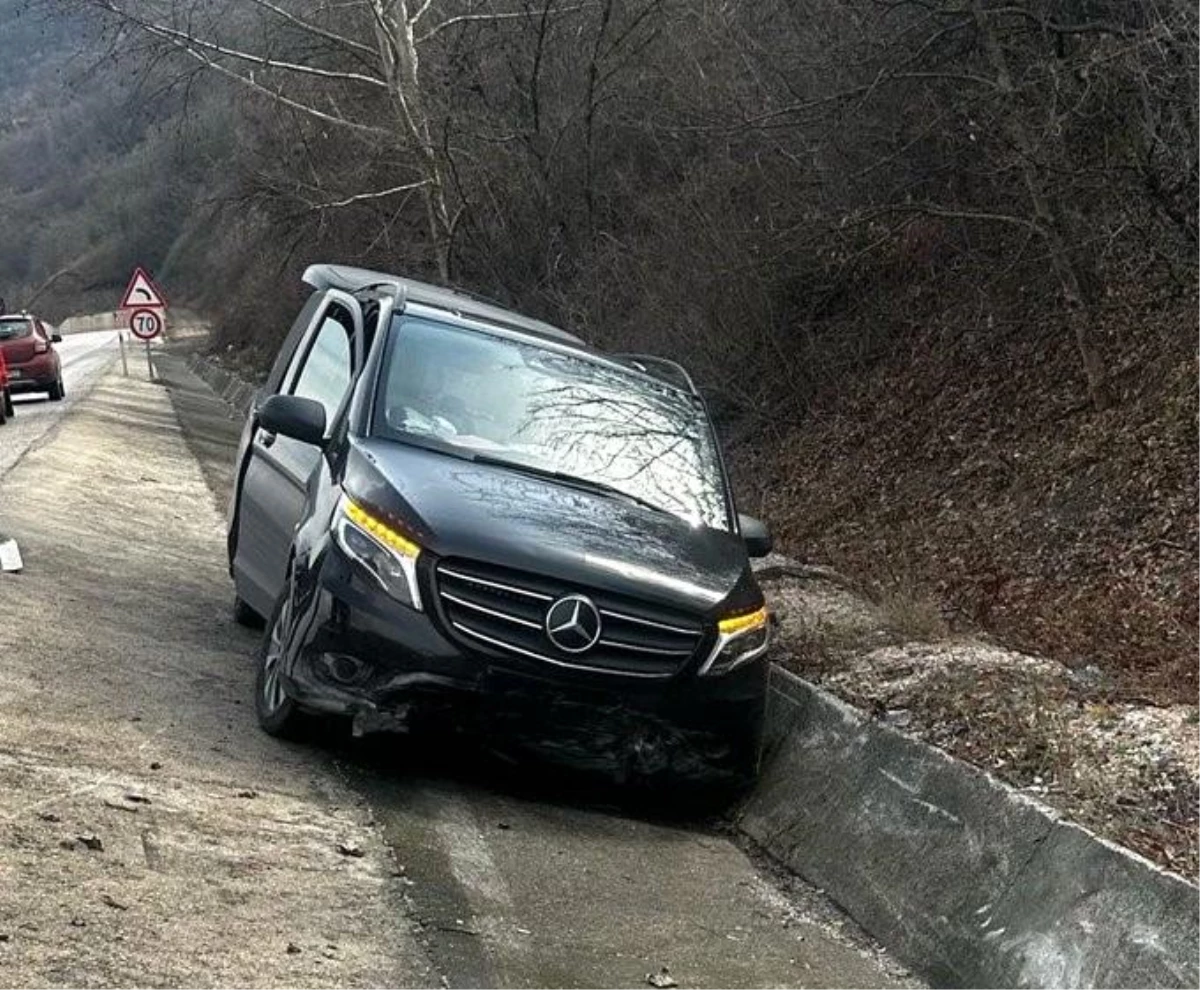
[373,316,731,530]
[0,319,32,340]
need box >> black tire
[47,376,63,402]
[254,588,311,739]
[2,389,12,419]
[233,594,264,628]
[0,394,6,426]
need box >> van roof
[302,264,699,397]
[302,264,584,347]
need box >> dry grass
[875,585,948,643]
[768,575,948,678]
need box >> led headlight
[333,494,423,609]
[700,605,770,676]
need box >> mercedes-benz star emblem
[544,594,602,654]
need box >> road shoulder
[0,370,431,988]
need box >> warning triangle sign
[119,267,168,310]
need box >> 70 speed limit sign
[129,307,163,341]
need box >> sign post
[128,308,163,377]
[117,268,168,380]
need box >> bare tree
[77,0,587,281]
[25,0,1195,412]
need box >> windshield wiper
[390,430,482,463]
[466,452,672,517]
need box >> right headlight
[332,494,423,610]
[699,605,771,676]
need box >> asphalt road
[0,350,920,989]
[0,330,120,479]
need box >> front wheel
[3,389,12,419]
[47,376,64,402]
[254,588,310,739]
[0,392,7,425]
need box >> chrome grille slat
[441,592,542,629]
[450,621,671,679]
[438,568,553,601]
[598,608,702,638]
[597,638,691,657]
[435,559,705,677]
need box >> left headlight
[699,605,770,676]
[333,494,423,610]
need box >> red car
[0,314,64,402]
[0,348,11,424]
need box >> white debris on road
[0,538,22,572]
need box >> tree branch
[881,201,1048,236]
[407,0,437,28]
[126,20,390,135]
[310,180,431,210]
[93,1,387,89]
[244,0,379,57]
[416,5,588,44]
[984,5,1138,39]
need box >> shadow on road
[322,719,739,830]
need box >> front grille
[434,558,705,678]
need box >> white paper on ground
[0,539,23,572]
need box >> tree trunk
[970,0,1111,411]
[381,2,454,282]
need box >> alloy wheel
[261,592,292,713]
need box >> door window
[288,309,354,427]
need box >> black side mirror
[259,394,327,447]
[739,513,773,558]
[51,332,62,343]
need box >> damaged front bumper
[279,539,767,780]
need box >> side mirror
[259,394,326,447]
[739,513,773,558]
[51,332,62,343]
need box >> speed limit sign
[129,307,163,341]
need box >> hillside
[733,286,1198,705]
[0,1,234,320]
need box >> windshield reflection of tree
[442,466,728,592]
[382,319,727,530]
[512,361,726,530]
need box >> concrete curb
[739,666,1199,988]
[184,353,258,419]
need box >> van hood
[344,437,750,616]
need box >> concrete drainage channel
[178,348,1199,990]
[184,353,260,418]
[741,668,1198,988]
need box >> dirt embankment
[734,288,1198,706]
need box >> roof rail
[301,263,584,346]
[614,353,700,396]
